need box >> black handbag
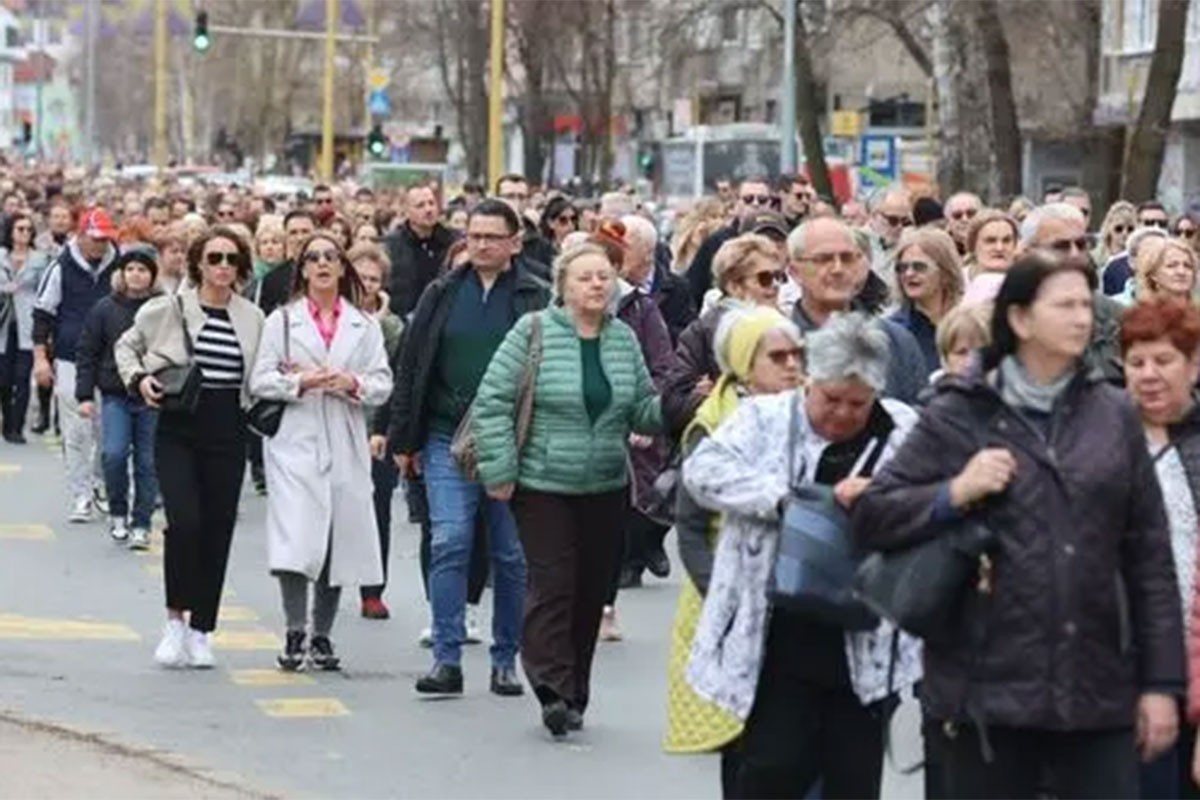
[767,392,882,631]
[246,308,290,438]
[854,519,996,645]
[154,295,202,414]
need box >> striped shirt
[194,307,244,390]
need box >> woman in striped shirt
[115,227,265,670]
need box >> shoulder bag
[451,312,544,482]
[767,392,881,630]
[246,308,291,438]
[154,295,203,414]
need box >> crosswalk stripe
[0,613,140,641]
[255,698,349,717]
[0,463,22,475]
[0,523,54,540]
[212,630,282,650]
[217,605,259,623]
[230,669,315,687]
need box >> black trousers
[934,720,1138,799]
[156,389,246,633]
[511,488,625,713]
[362,456,399,601]
[0,327,31,436]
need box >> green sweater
[473,306,661,494]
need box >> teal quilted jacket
[473,306,662,494]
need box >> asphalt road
[0,433,923,799]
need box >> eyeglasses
[1140,218,1170,230]
[1047,236,1090,255]
[740,194,772,207]
[803,250,861,267]
[303,250,339,264]
[13,224,31,233]
[895,260,932,276]
[1112,225,1134,235]
[880,213,913,228]
[555,214,578,226]
[499,192,529,202]
[217,211,235,220]
[204,251,240,267]
[764,347,804,367]
[1179,227,1198,239]
[748,269,788,289]
[949,208,978,221]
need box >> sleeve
[662,321,710,439]
[639,302,677,390]
[472,314,533,488]
[685,231,722,302]
[73,305,102,401]
[248,309,302,402]
[675,427,717,595]
[627,330,663,436]
[31,259,61,346]
[681,397,789,520]
[387,286,435,455]
[348,319,394,407]
[114,301,157,390]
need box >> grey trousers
[277,562,342,637]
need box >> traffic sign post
[858,134,897,189]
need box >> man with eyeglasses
[684,177,775,302]
[495,174,554,279]
[787,217,926,404]
[1137,201,1172,232]
[944,192,982,255]
[388,199,549,698]
[383,183,457,317]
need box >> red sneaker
[361,597,390,620]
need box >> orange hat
[79,208,116,240]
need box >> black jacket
[684,223,738,303]
[853,366,1184,731]
[385,262,551,454]
[522,229,556,276]
[75,291,158,400]
[249,261,295,318]
[662,303,729,439]
[652,250,696,345]
[383,222,458,318]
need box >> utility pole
[781,0,797,172]
[363,0,375,134]
[320,0,339,181]
[33,0,43,159]
[154,0,169,169]
[487,0,505,188]
[83,0,97,167]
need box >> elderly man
[620,214,695,342]
[1101,226,1169,297]
[788,217,925,404]
[867,187,914,288]
[1019,202,1123,380]
[945,191,982,255]
[685,177,775,301]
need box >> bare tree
[423,0,489,181]
[974,0,1020,198]
[508,0,557,183]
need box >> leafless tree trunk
[794,2,832,198]
[430,0,489,181]
[1122,0,1190,201]
[974,0,1021,198]
[509,0,555,183]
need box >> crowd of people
[5,161,1200,798]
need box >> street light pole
[781,0,797,173]
[320,0,339,181]
[487,0,505,188]
[154,0,168,169]
[83,0,97,167]
[33,0,43,159]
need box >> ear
[1007,303,1031,342]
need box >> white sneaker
[128,527,150,551]
[465,607,483,645]
[186,629,215,669]
[418,627,433,648]
[108,518,129,542]
[92,486,110,515]
[154,619,187,668]
[68,496,93,523]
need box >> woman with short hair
[961,210,1019,307]
[1130,237,1199,304]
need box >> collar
[306,295,343,318]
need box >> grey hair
[1019,202,1086,247]
[599,192,636,218]
[1127,225,1169,258]
[805,312,890,393]
[786,216,855,260]
[551,241,620,307]
[620,214,658,249]
[712,308,803,375]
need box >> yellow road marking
[141,563,164,577]
[0,524,54,540]
[217,605,259,623]
[230,669,315,687]
[0,463,21,475]
[212,630,281,650]
[0,613,139,641]
[256,698,349,718]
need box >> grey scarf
[999,355,1074,414]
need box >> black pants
[156,389,246,633]
[934,720,1137,799]
[0,327,31,436]
[246,429,265,486]
[605,502,670,605]
[362,456,399,601]
[511,488,625,713]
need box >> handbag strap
[175,294,194,359]
[786,389,801,490]
[282,306,291,363]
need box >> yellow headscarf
[689,307,794,436]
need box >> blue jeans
[100,393,159,528]
[422,433,526,669]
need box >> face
[354,203,375,226]
[257,232,285,264]
[1177,218,1199,251]
[622,238,655,286]
[579,207,598,234]
[215,203,237,224]
[170,200,190,220]
[747,329,803,394]
[841,201,868,227]
[1009,271,1094,362]
[447,209,469,232]
[975,220,1017,272]
[300,239,344,295]
[1032,214,1089,259]
[11,218,33,245]
[78,234,109,261]
[873,194,913,247]
[313,190,335,217]
[945,195,980,243]
[1151,248,1197,299]
[49,206,72,233]
[328,219,351,247]
[123,262,154,293]
[781,181,814,220]
[466,214,520,270]
[562,253,616,317]
[284,216,315,260]
[716,181,733,203]
[497,179,529,215]
[806,379,877,443]
[736,181,773,221]
[354,224,380,245]
[1108,217,1135,253]
[161,242,186,276]
[147,206,169,231]
[3,195,19,216]
[548,206,578,242]
[200,236,242,291]
[1063,194,1091,226]
[791,221,866,310]
[732,253,785,306]
[1125,338,1200,426]
[407,187,440,229]
[895,244,944,306]
[1139,207,1171,231]
[943,332,986,376]
[353,257,384,301]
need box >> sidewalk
[0,714,274,799]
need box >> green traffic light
[193,33,210,52]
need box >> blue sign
[368,89,391,118]
[859,134,897,185]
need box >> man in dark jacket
[496,174,552,281]
[252,209,315,318]
[684,176,775,301]
[388,199,550,699]
[621,214,695,344]
[384,183,458,317]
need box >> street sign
[369,68,389,91]
[368,89,391,117]
[830,110,862,138]
[859,134,897,185]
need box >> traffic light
[638,149,655,178]
[193,11,210,53]
[367,124,388,160]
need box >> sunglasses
[749,269,788,289]
[895,260,932,276]
[13,224,31,232]
[1141,218,1170,230]
[204,251,240,267]
[764,346,804,367]
[1112,225,1133,235]
[304,250,340,264]
[1048,236,1090,255]
[949,209,977,221]
[740,194,772,207]
[555,214,578,225]
[881,213,912,228]
[1177,226,1198,238]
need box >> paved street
[0,435,923,798]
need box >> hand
[693,376,714,398]
[78,401,96,419]
[369,435,387,460]
[1137,692,1178,763]
[325,370,359,396]
[833,476,871,509]
[487,482,515,502]
[394,452,422,478]
[138,375,164,408]
[949,448,1018,509]
[298,368,333,392]
[33,357,53,388]
[629,433,653,449]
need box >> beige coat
[114,289,265,408]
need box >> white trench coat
[249,298,394,587]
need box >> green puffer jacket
[473,306,662,495]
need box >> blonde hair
[1099,201,1137,257]
[712,233,781,293]
[670,198,726,274]
[346,241,392,282]
[551,242,618,306]
[936,304,990,364]
[893,228,964,312]
[1135,237,1198,299]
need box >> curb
[0,707,285,799]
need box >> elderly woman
[155,222,190,294]
[663,234,786,438]
[250,233,393,671]
[472,242,660,738]
[1096,200,1137,267]
[888,228,964,378]
[664,307,803,793]
[961,210,1018,308]
[1119,299,1200,799]
[682,312,922,799]
[853,253,1183,798]
[1124,237,1199,305]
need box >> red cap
[79,208,116,240]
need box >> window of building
[1122,0,1156,52]
[5,26,19,48]
[867,97,926,129]
[721,7,740,43]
